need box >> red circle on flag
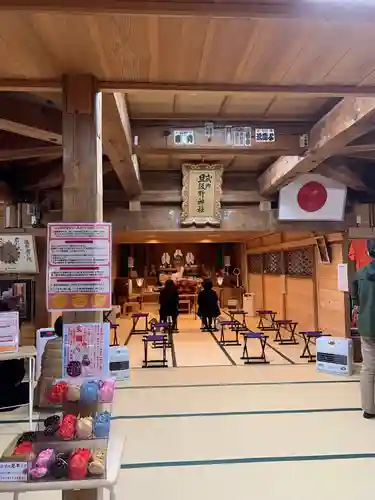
[297,181,327,212]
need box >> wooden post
[240,242,248,291]
[62,75,103,500]
[312,246,319,331]
[34,236,49,331]
[342,231,351,338]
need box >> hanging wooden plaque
[181,163,223,227]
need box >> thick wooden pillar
[34,236,49,330]
[240,242,248,291]
[62,74,103,325]
[62,75,103,500]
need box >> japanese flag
[278,173,347,221]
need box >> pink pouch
[99,379,115,403]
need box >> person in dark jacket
[351,238,375,419]
[159,279,179,330]
[198,279,220,332]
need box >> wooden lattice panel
[248,254,262,274]
[286,247,313,277]
[264,252,282,275]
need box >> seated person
[198,279,220,332]
[159,279,179,331]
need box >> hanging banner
[181,163,223,226]
[46,223,112,311]
[62,322,110,379]
[0,311,19,352]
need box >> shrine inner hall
[1,1,375,499]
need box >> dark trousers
[160,314,178,331]
[202,316,213,330]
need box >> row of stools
[256,309,330,362]
[142,319,173,369]
[109,312,174,368]
[217,309,329,364]
[218,311,269,365]
[131,313,174,369]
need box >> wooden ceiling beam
[2,80,375,98]
[340,144,375,154]
[33,188,265,205]
[132,119,311,134]
[0,146,61,161]
[23,159,113,191]
[102,93,142,198]
[0,94,62,144]
[258,97,375,195]
[137,148,302,157]
[134,124,303,157]
[316,162,371,192]
[3,0,375,22]
[137,189,264,204]
[103,82,375,97]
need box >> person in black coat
[159,279,179,330]
[198,279,220,332]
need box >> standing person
[198,279,220,332]
[351,238,375,419]
[159,279,179,331]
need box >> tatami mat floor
[0,311,370,500]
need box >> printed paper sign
[62,322,109,379]
[0,311,19,352]
[255,128,276,143]
[337,263,349,292]
[0,461,28,482]
[46,223,112,311]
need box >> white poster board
[337,263,349,292]
[47,223,112,312]
[0,311,19,352]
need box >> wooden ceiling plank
[3,0,375,21]
[0,94,62,144]
[102,92,142,198]
[258,97,375,195]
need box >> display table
[179,294,197,318]
[0,429,124,500]
[0,346,36,431]
[140,291,159,309]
